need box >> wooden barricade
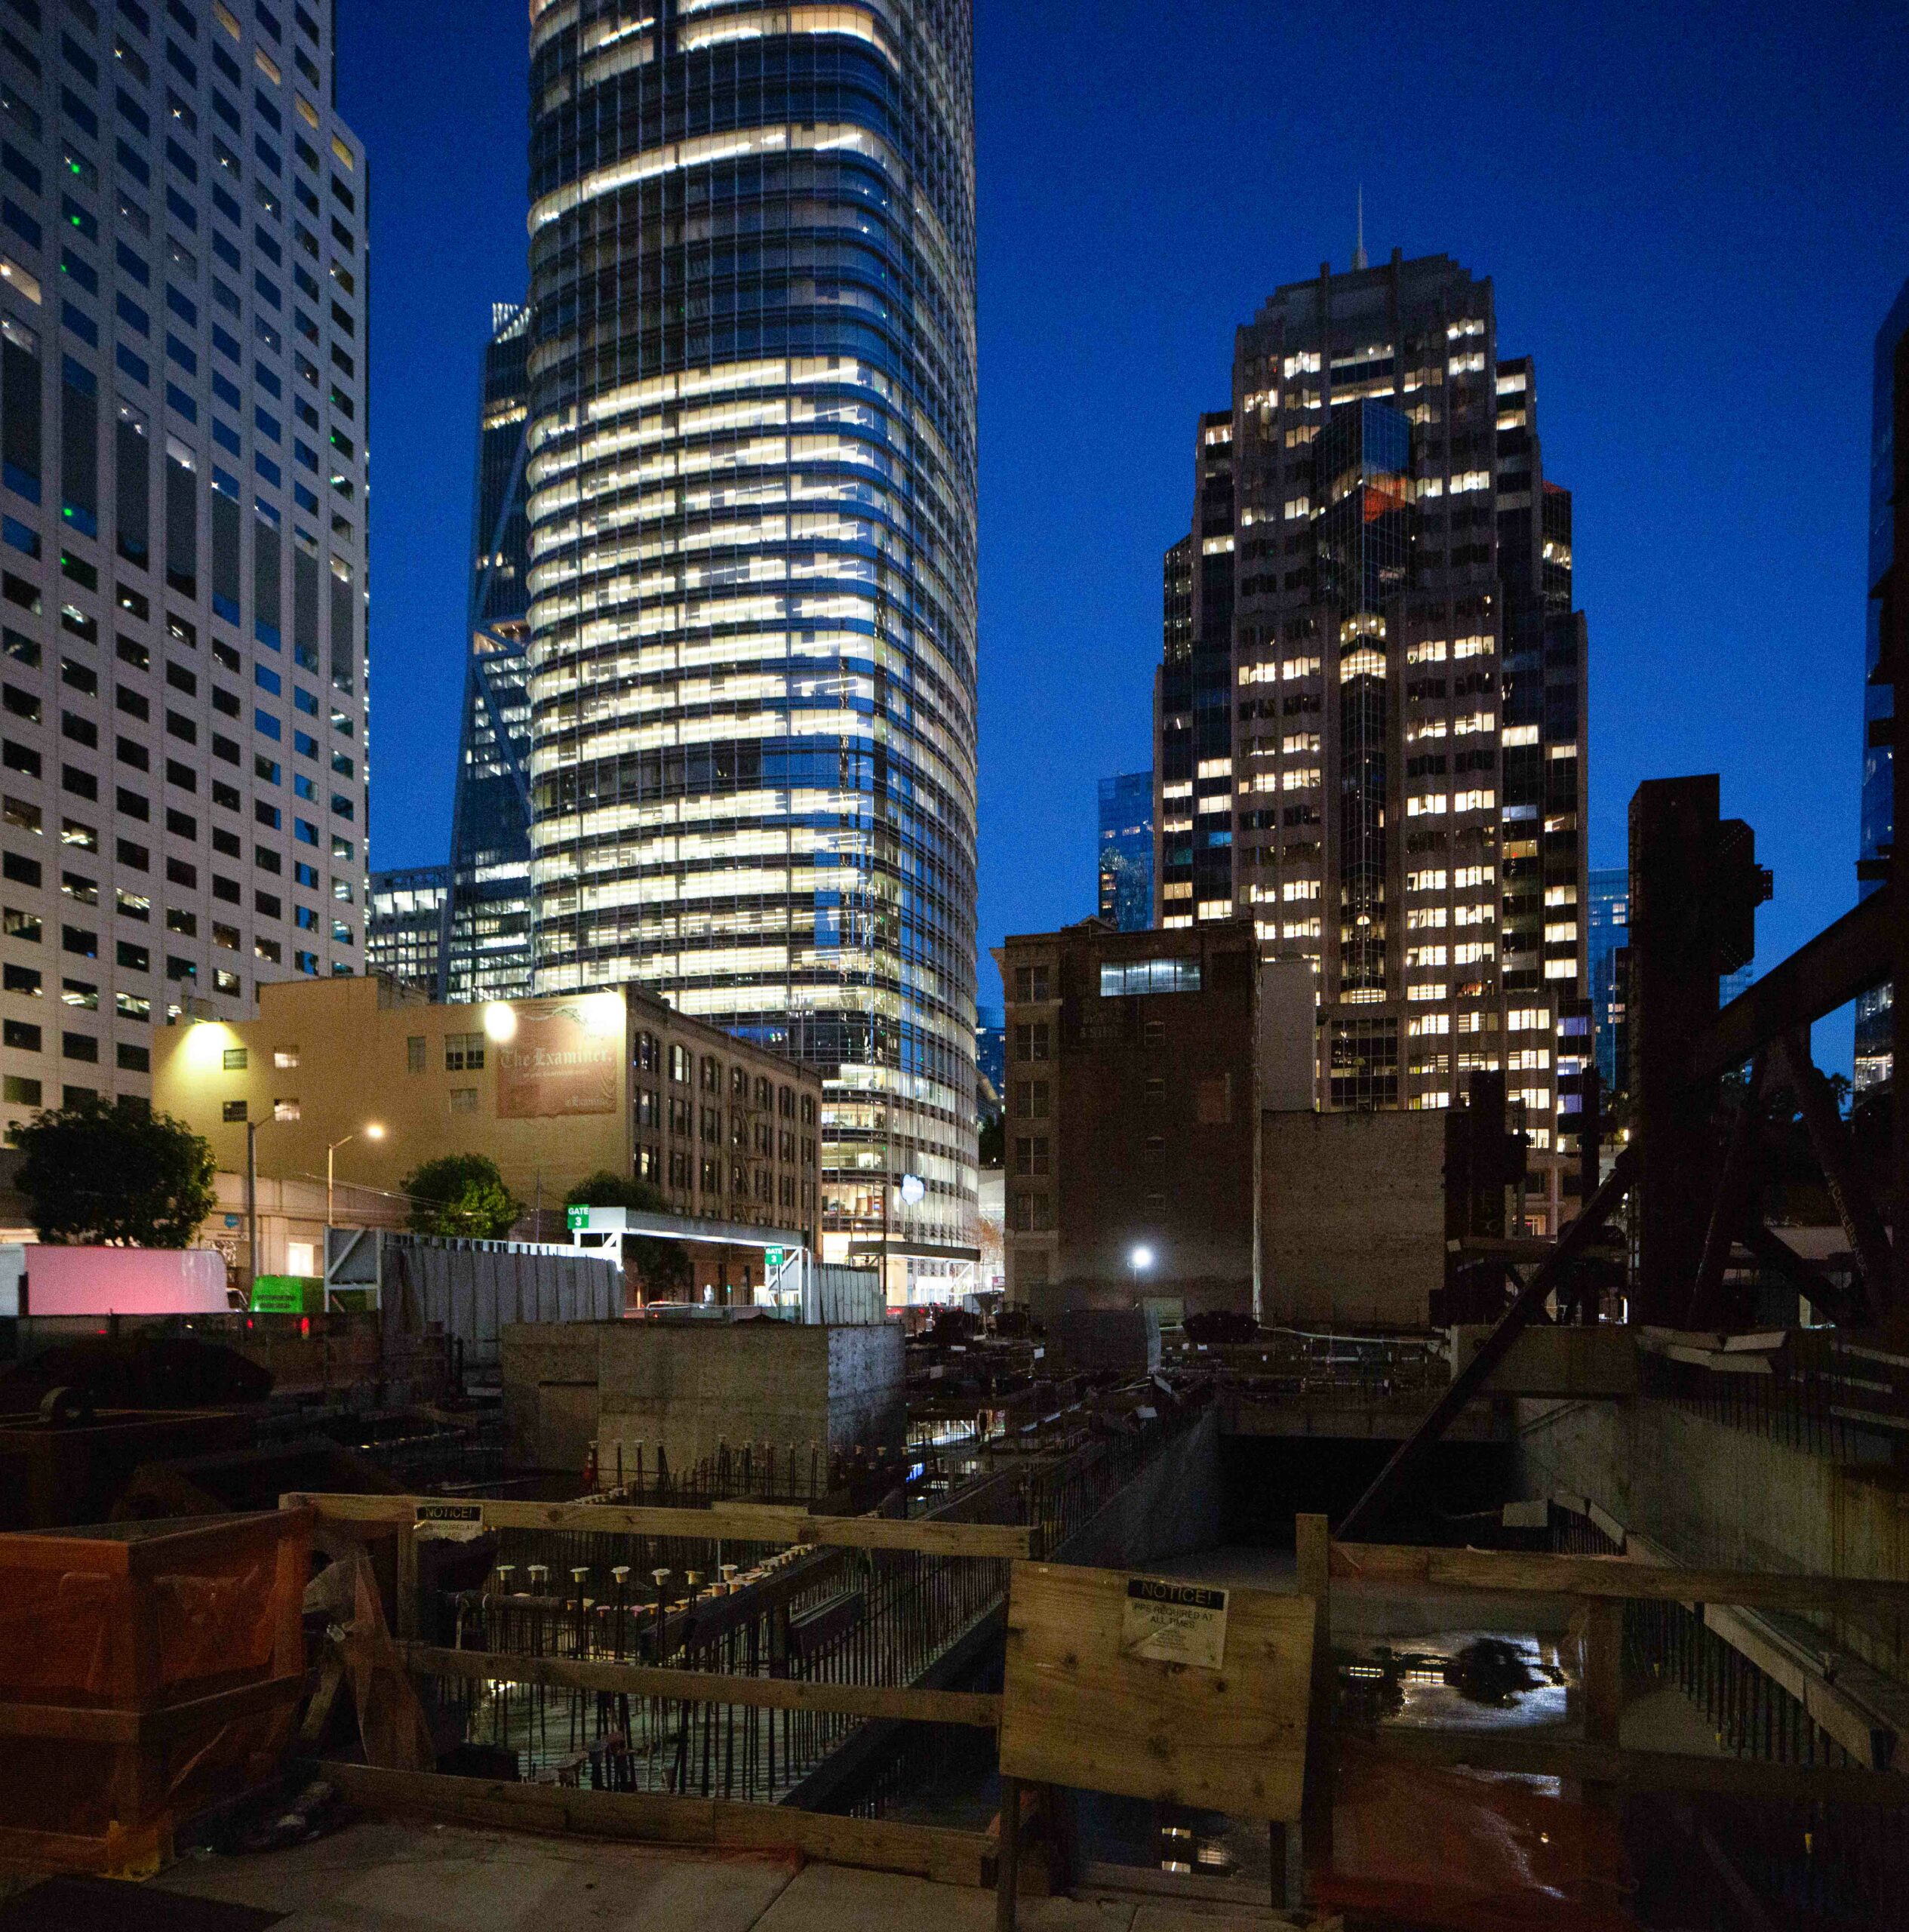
[278,1490,1025,1888]
[1305,1515,1909,1807]
[0,1507,312,1872]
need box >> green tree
[15,1095,217,1247]
[569,1169,691,1298]
[401,1153,524,1239]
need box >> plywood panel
[998,1561,1312,1820]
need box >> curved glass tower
[522,0,979,1280]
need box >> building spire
[1353,186,1367,271]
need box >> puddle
[1339,1629,1572,1732]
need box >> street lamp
[245,1104,297,1287]
[1129,1244,1154,1293]
[327,1123,386,1232]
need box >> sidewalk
[143,1819,1317,1932]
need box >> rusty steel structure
[1341,340,1909,1537]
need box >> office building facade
[152,974,824,1254]
[1586,866,1626,1097]
[520,1,980,1290]
[366,862,446,989]
[995,917,1262,1316]
[441,297,533,1003]
[0,0,367,1140]
[1152,251,1589,1227]
[1855,274,1908,1094]
[1096,768,1151,931]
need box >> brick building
[994,918,1263,1320]
[152,976,824,1279]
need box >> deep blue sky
[340,1,1909,1069]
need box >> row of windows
[5,1055,138,1102]
[630,1023,816,1118]
[636,1140,812,1212]
[1,778,352,886]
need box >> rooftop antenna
[1353,186,1367,271]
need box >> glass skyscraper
[1855,273,1907,1094]
[520,1,979,1282]
[1586,866,1627,1095]
[441,300,533,1002]
[1096,768,1151,931]
[0,0,368,1139]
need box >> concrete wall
[1050,1407,1223,1570]
[500,1318,905,1475]
[1259,1109,1445,1327]
[1517,1396,1909,1682]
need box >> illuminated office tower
[1096,769,1152,932]
[441,300,533,1001]
[1154,251,1590,1228]
[1855,274,1907,1094]
[0,0,368,1137]
[521,1,979,1290]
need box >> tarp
[21,1245,230,1317]
[1316,1740,1639,1932]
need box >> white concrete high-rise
[0,0,368,1136]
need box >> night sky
[339,0,1909,1069]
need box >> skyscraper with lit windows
[1153,251,1589,1229]
[0,0,367,1138]
[1855,273,1907,1094]
[1096,768,1152,932]
[521,1,979,1288]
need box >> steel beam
[1692,888,1894,1083]
[1336,1147,1637,1541]
[1687,1053,1766,1330]
[1773,1033,1892,1325]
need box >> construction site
[0,730,1906,1932]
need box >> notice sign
[1120,1577,1228,1670]
[413,1500,484,1543]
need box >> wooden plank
[315,1759,992,1887]
[1359,1727,1909,1807]
[998,1561,1312,1821]
[0,1671,303,1746]
[1326,1541,1909,1614]
[401,1643,1002,1729]
[395,1521,419,1643]
[281,1491,1029,1560]
[710,1501,1031,1560]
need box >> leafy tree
[16,1095,217,1247]
[401,1153,523,1239]
[570,1169,691,1298]
[977,1115,1004,1168]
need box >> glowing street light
[327,1122,386,1232]
[1130,1244,1154,1291]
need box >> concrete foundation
[1049,1407,1224,1569]
[500,1319,905,1475]
[1516,1395,1909,1685]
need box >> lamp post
[245,1106,294,1287]
[327,1123,386,1232]
[1129,1244,1154,1294]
